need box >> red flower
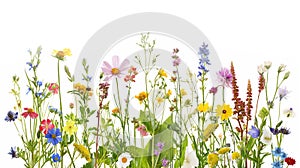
[48,83,59,94]
[39,119,55,134]
[22,108,38,119]
[285,157,296,166]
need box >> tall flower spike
[246,80,253,121]
[258,74,265,93]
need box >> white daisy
[116,152,132,168]
[182,148,199,168]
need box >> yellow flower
[207,153,219,167]
[232,152,240,160]
[166,89,172,97]
[156,97,164,104]
[218,147,230,154]
[63,120,78,135]
[216,104,233,120]
[135,92,148,104]
[197,103,209,112]
[73,143,91,162]
[158,69,168,77]
[52,48,72,59]
[112,107,120,114]
[180,89,187,96]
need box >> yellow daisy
[216,104,233,120]
[63,120,78,135]
[197,103,209,113]
[158,69,168,77]
[218,147,230,154]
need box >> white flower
[278,64,287,72]
[283,107,295,118]
[264,61,272,69]
[182,148,199,168]
[257,64,267,74]
[116,152,132,168]
[260,128,272,145]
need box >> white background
[1,1,299,167]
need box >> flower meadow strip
[5,34,296,168]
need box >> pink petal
[119,59,130,72]
[112,55,120,67]
[102,67,112,75]
[102,61,112,70]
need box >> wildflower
[52,153,61,162]
[63,120,78,135]
[162,158,169,167]
[248,125,260,138]
[270,127,280,135]
[281,152,287,159]
[261,128,272,145]
[156,97,164,104]
[136,125,148,137]
[101,55,130,81]
[48,83,59,94]
[116,152,132,168]
[5,111,18,122]
[73,143,91,162]
[180,89,187,96]
[156,142,164,150]
[69,103,74,109]
[207,153,219,168]
[257,64,267,74]
[278,87,289,101]
[283,107,294,118]
[135,92,148,104]
[197,43,210,77]
[39,119,55,134]
[279,127,291,135]
[264,61,272,69]
[48,106,62,115]
[112,107,120,114]
[209,87,218,95]
[45,128,62,145]
[198,42,210,56]
[218,147,230,154]
[26,62,34,71]
[166,89,172,98]
[232,152,240,160]
[158,69,168,77]
[22,108,38,119]
[73,83,86,92]
[278,64,286,73]
[37,80,42,87]
[216,104,233,120]
[271,161,283,168]
[272,147,284,157]
[172,57,181,66]
[182,148,199,168]
[217,68,233,87]
[285,157,296,166]
[52,48,72,60]
[197,103,209,113]
[8,147,18,158]
[124,66,138,82]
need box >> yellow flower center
[121,157,127,163]
[28,108,34,113]
[52,134,57,138]
[111,68,120,75]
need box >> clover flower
[5,111,18,122]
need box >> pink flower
[101,55,130,81]
[217,68,233,87]
[48,83,59,94]
[39,119,55,134]
[22,108,38,119]
[137,125,148,136]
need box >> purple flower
[209,87,218,95]
[270,127,280,135]
[172,57,181,66]
[37,81,42,87]
[101,55,130,81]
[278,87,289,101]
[156,142,164,150]
[248,125,260,138]
[217,68,233,87]
[5,111,18,122]
[162,158,169,167]
[197,43,210,77]
[154,149,160,156]
[8,147,18,158]
[279,127,291,135]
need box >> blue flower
[272,147,283,157]
[45,128,62,145]
[8,147,18,158]
[248,125,260,138]
[280,152,287,159]
[52,153,61,162]
[37,81,42,87]
[5,111,18,122]
[197,43,210,77]
[26,62,34,71]
[198,43,210,56]
[48,106,62,115]
[26,87,31,95]
[271,161,283,168]
[35,92,43,97]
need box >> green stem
[57,59,64,168]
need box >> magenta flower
[48,83,59,94]
[101,55,130,81]
[137,125,148,136]
[217,68,233,87]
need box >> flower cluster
[5,34,296,168]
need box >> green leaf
[258,107,269,119]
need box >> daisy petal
[112,55,120,67]
[119,59,130,71]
